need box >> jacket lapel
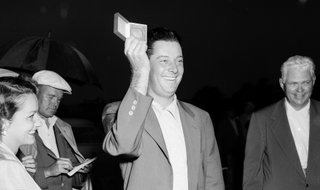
[55,121,85,161]
[269,99,305,178]
[35,132,56,158]
[144,108,170,161]
[178,101,200,190]
[143,100,201,185]
[306,100,320,175]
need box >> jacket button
[305,183,308,187]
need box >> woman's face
[7,94,40,147]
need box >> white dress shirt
[229,118,238,135]
[285,99,310,173]
[152,95,188,190]
[37,114,60,157]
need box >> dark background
[2,1,320,188]
[1,0,320,126]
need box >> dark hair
[146,27,182,58]
[0,75,37,129]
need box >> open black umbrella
[0,36,101,89]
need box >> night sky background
[2,1,320,187]
[1,0,320,107]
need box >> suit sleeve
[204,113,225,190]
[102,88,153,157]
[243,112,265,190]
[102,101,121,134]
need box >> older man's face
[280,67,315,111]
[37,85,63,118]
[148,40,184,101]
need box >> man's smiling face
[148,40,184,100]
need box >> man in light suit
[19,70,89,190]
[243,55,320,190]
[102,27,225,190]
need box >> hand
[125,36,149,72]
[78,158,94,173]
[21,155,37,175]
[44,157,73,178]
[125,36,150,94]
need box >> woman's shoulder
[0,146,21,166]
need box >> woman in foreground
[0,75,41,190]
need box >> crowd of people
[0,69,91,190]
[0,26,319,190]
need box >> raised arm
[102,37,153,157]
[125,36,149,95]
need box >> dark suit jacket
[243,98,320,190]
[102,88,225,190]
[217,117,244,158]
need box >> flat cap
[32,70,72,94]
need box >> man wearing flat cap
[19,70,89,190]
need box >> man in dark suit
[103,27,224,190]
[217,104,244,190]
[243,55,320,190]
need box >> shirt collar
[285,98,310,117]
[152,95,179,118]
[36,114,57,130]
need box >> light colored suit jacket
[243,98,320,190]
[103,88,225,190]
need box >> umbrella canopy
[0,37,101,89]
[0,68,19,77]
